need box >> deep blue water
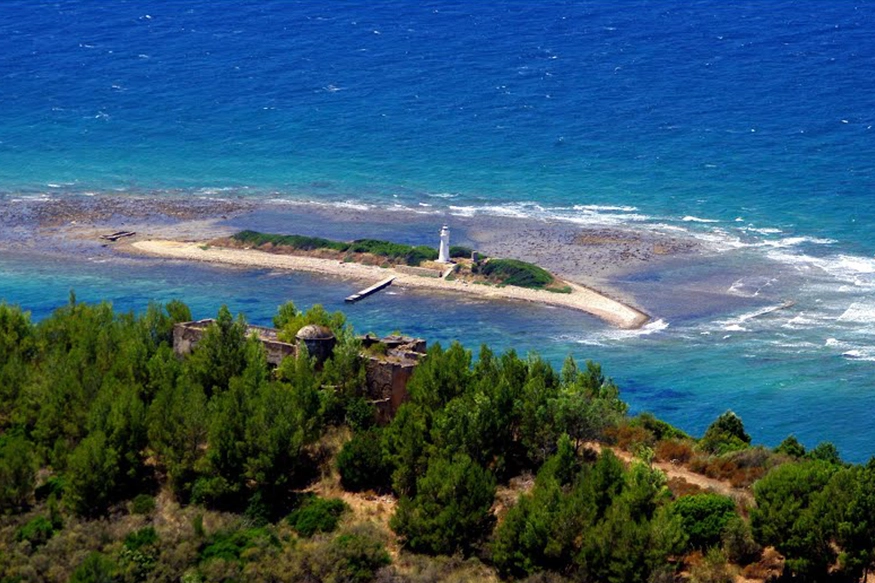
[2,1,875,460]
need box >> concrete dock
[345,276,395,303]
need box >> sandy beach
[129,239,651,329]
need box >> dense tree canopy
[1,298,873,583]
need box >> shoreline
[128,240,651,330]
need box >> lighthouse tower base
[437,225,451,263]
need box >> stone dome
[295,324,335,341]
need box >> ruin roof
[295,324,335,340]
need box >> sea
[2,0,875,461]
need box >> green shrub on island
[232,230,350,253]
[231,230,439,266]
[480,258,554,289]
[349,238,438,266]
[449,245,475,258]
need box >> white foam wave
[449,204,530,219]
[719,302,793,330]
[762,236,837,248]
[834,255,875,275]
[197,187,237,195]
[426,192,458,199]
[442,200,654,225]
[837,303,875,323]
[821,337,875,361]
[782,313,826,330]
[8,194,54,202]
[764,250,875,288]
[682,215,719,223]
[726,277,775,298]
[632,318,670,336]
[744,227,783,235]
[307,199,374,212]
[572,204,639,212]
[841,349,875,361]
[768,339,820,353]
[557,318,669,347]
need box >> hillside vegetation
[0,299,872,582]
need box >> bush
[449,245,474,258]
[775,435,805,458]
[199,527,280,563]
[15,516,56,546]
[34,475,64,501]
[721,516,761,565]
[345,398,376,432]
[391,453,496,556]
[480,258,554,289]
[655,439,694,464]
[308,524,391,583]
[130,493,156,515]
[64,431,121,517]
[125,526,159,550]
[337,430,391,493]
[70,552,117,583]
[700,411,751,455]
[231,230,441,266]
[607,421,653,450]
[350,239,438,266]
[635,412,690,441]
[0,435,36,510]
[671,493,737,550]
[288,496,349,537]
[689,548,734,583]
[806,441,842,465]
[232,230,349,253]
[120,527,160,581]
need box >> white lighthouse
[437,225,450,263]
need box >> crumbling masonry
[172,320,426,422]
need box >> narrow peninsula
[130,230,650,329]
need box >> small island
[130,228,650,329]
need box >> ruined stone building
[172,319,426,421]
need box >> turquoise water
[1,1,875,460]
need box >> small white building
[437,225,450,263]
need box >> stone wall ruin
[172,320,426,421]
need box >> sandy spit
[130,240,650,330]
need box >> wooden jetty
[99,231,136,242]
[345,276,395,303]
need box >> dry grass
[493,472,535,523]
[740,547,784,582]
